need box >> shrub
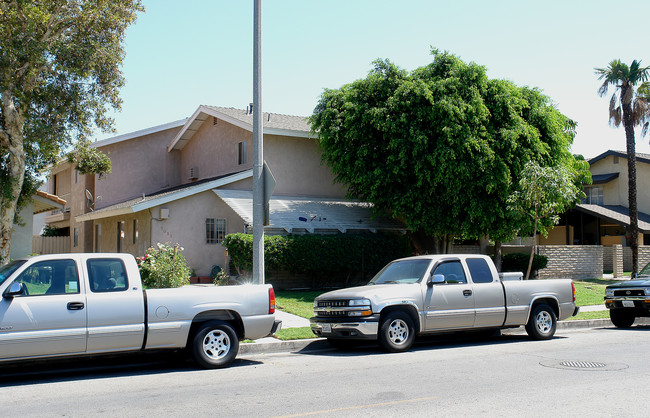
[42,225,67,237]
[501,252,548,273]
[137,243,191,288]
[222,233,410,285]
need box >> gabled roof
[167,105,312,152]
[213,189,406,233]
[92,119,187,149]
[33,191,66,214]
[588,150,650,165]
[575,204,650,233]
[75,170,253,222]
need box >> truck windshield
[639,262,650,277]
[0,260,26,286]
[369,259,431,285]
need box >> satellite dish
[85,189,95,211]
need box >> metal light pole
[252,0,264,284]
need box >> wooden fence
[32,236,70,254]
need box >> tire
[191,321,239,369]
[525,304,557,340]
[610,309,636,328]
[378,311,415,353]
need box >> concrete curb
[239,317,650,356]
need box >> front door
[423,260,475,330]
[0,259,87,360]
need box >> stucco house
[42,105,404,275]
[540,150,650,248]
[10,191,66,260]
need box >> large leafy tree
[595,60,650,274]
[0,0,143,263]
[311,49,585,254]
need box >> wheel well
[380,305,420,330]
[187,310,245,346]
[531,298,559,318]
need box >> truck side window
[466,258,493,284]
[433,261,467,284]
[13,259,79,296]
[87,259,129,293]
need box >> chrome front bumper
[310,317,379,340]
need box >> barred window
[206,218,226,244]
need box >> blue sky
[99,0,650,159]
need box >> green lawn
[569,310,609,320]
[573,279,609,307]
[275,290,324,319]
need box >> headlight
[645,288,650,296]
[348,299,371,307]
[605,289,614,297]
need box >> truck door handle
[67,302,85,310]
[463,290,472,297]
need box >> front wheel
[610,309,635,328]
[191,321,239,369]
[525,304,557,340]
[378,311,415,353]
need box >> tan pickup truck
[0,253,280,368]
[311,254,578,352]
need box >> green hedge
[501,252,548,273]
[222,233,410,279]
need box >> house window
[583,186,604,205]
[95,224,102,252]
[238,141,247,165]
[73,227,79,247]
[133,219,139,244]
[206,218,226,244]
[117,221,125,252]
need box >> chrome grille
[317,300,349,308]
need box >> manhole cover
[540,360,628,371]
[559,361,606,369]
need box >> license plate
[622,300,635,308]
[321,323,332,333]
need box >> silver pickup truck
[0,253,281,368]
[311,254,578,352]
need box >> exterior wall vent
[213,117,218,125]
[189,166,199,180]
[160,208,170,220]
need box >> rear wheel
[378,311,415,352]
[610,309,635,328]
[525,304,557,340]
[191,321,239,369]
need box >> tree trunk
[526,218,538,280]
[494,240,502,272]
[621,85,640,275]
[0,91,27,265]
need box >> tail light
[269,287,276,314]
[571,282,576,302]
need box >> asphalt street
[1,324,648,417]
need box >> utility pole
[252,0,264,284]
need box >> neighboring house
[10,191,66,260]
[43,106,404,275]
[542,150,650,247]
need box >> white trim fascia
[131,170,254,212]
[75,207,133,222]
[75,170,253,222]
[92,119,187,149]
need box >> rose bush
[137,243,190,288]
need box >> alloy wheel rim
[202,330,230,359]
[388,319,409,345]
[536,311,552,334]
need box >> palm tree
[595,60,650,274]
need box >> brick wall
[536,245,603,280]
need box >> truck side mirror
[3,282,26,299]
[427,274,446,287]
